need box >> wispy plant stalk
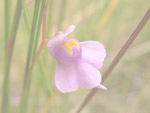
[17,1,46,113]
[46,0,54,38]
[4,0,11,56]
[2,0,22,113]
[38,58,60,113]
[76,8,150,113]
[24,0,61,111]
[21,0,31,30]
[20,0,60,112]
[19,1,59,113]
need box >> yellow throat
[62,39,79,54]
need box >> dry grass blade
[96,0,119,33]
[76,8,150,113]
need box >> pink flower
[47,25,107,93]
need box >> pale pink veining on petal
[47,25,107,93]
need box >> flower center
[62,39,79,54]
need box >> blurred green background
[0,0,150,113]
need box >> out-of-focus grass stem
[23,0,46,87]
[4,0,11,56]
[76,8,150,113]
[38,58,60,113]
[24,0,49,87]
[16,1,46,113]
[96,0,119,33]
[46,0,54,38]
[21,0,31,30]
[20,0,59,112]
[2,0,22,113]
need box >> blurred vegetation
[0,0,150,113]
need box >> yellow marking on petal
[69,39,79,48]
[62,43,72,54]
[62,39,79,54]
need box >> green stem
[21,0,31,30]
[17,1,46,113]
[38,58,60,113]
[24,0,46,84]
[46,0,54,38]
[2,0,22,113]
[76,8,150,113]
[4,0,11,57]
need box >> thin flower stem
[17,1,60,113]
[24,41,46,87]
[21,0,31,30]
[38,58,60,113]
[16,1,46,113]
[24,0,50,87]
[76,8,150,113]
[46,0,54,38]
[42,0,49,42]
[23,0,45,85]
[23,1,60,112]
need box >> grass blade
[21,1,60,112]
[4,0,11,56]
[76,8,150,113]
[24,0,46,84]
[46,0,54,38]
[38,58,60,113]
[17,1,46,113]
[21,0,31,30]
[2,0,22,113]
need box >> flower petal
[55,63,78,93]
[80,41,106,69]
[76,62,102,89]
[47,25,75,58]
[96,84,107,90]
[64,25,75,36]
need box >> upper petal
[47,25,75,58]
[76,61,102,89]
[54,25,75,39]
[80,41,106,69]
[55,63,78,93]
[64,25,75,36]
